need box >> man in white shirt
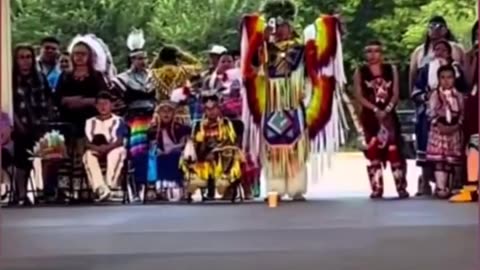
[83,92,127,201]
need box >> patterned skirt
[426,125,463,166]
[128,116,151,185]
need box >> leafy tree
[11,0,477,72]
[370,0,477,65]
[12,0,160,69]
[148,0,259,55]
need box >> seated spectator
[426,65,464,199]
[0,111,13,201]
[180,91,239,200]
[83,92,126,201]
[150,101,190,200]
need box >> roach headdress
[261,0,297,25]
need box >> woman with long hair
[12,43,51,204]
[409,16,464,92]
[55,39,109,199]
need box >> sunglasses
[73,51,88,56]
[429,23,446,30]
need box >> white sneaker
[96,187,111,202]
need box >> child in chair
[83,92,127,201]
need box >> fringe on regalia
[240,11,347,183]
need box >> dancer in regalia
[240,0,346,201]
[149,45,201,125]
[354,41,409,199]
[412,40,467,196]
[113,29,152,103]
[150,100,190,200]
[180,91,240,200]
[112,29,156,199]
[425,65,465,199]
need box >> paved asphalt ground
[0,154,478,270]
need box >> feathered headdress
[127,28,146,57]
[68,34,116,77]
[261,0,297,25]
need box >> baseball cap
[207,45,228,55]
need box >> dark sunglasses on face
[73,51,88,56]
[429,23,446,30]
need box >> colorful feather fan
[29,130,67,160]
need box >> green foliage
[148,0,259,55]
[12,0,477,73]
[369,0,477,66]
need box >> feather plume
[261,0,297,22]
[127,28,145,51]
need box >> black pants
[2,148,12,170]
[207,177,215,199]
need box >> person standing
[110,29,155,200]
[37,36,61,90]
[149,45,201,127]
[240,0,345,201]
[412,39,468,195]
[202,45,228,78]
[425,65,465,199]
[409,16,465,90]
[113,29,151,99]
[450,21,479,203]
[55,39,110,198]
[409,16,466,195]
[12,44,51,204]
[354,41,409,199]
